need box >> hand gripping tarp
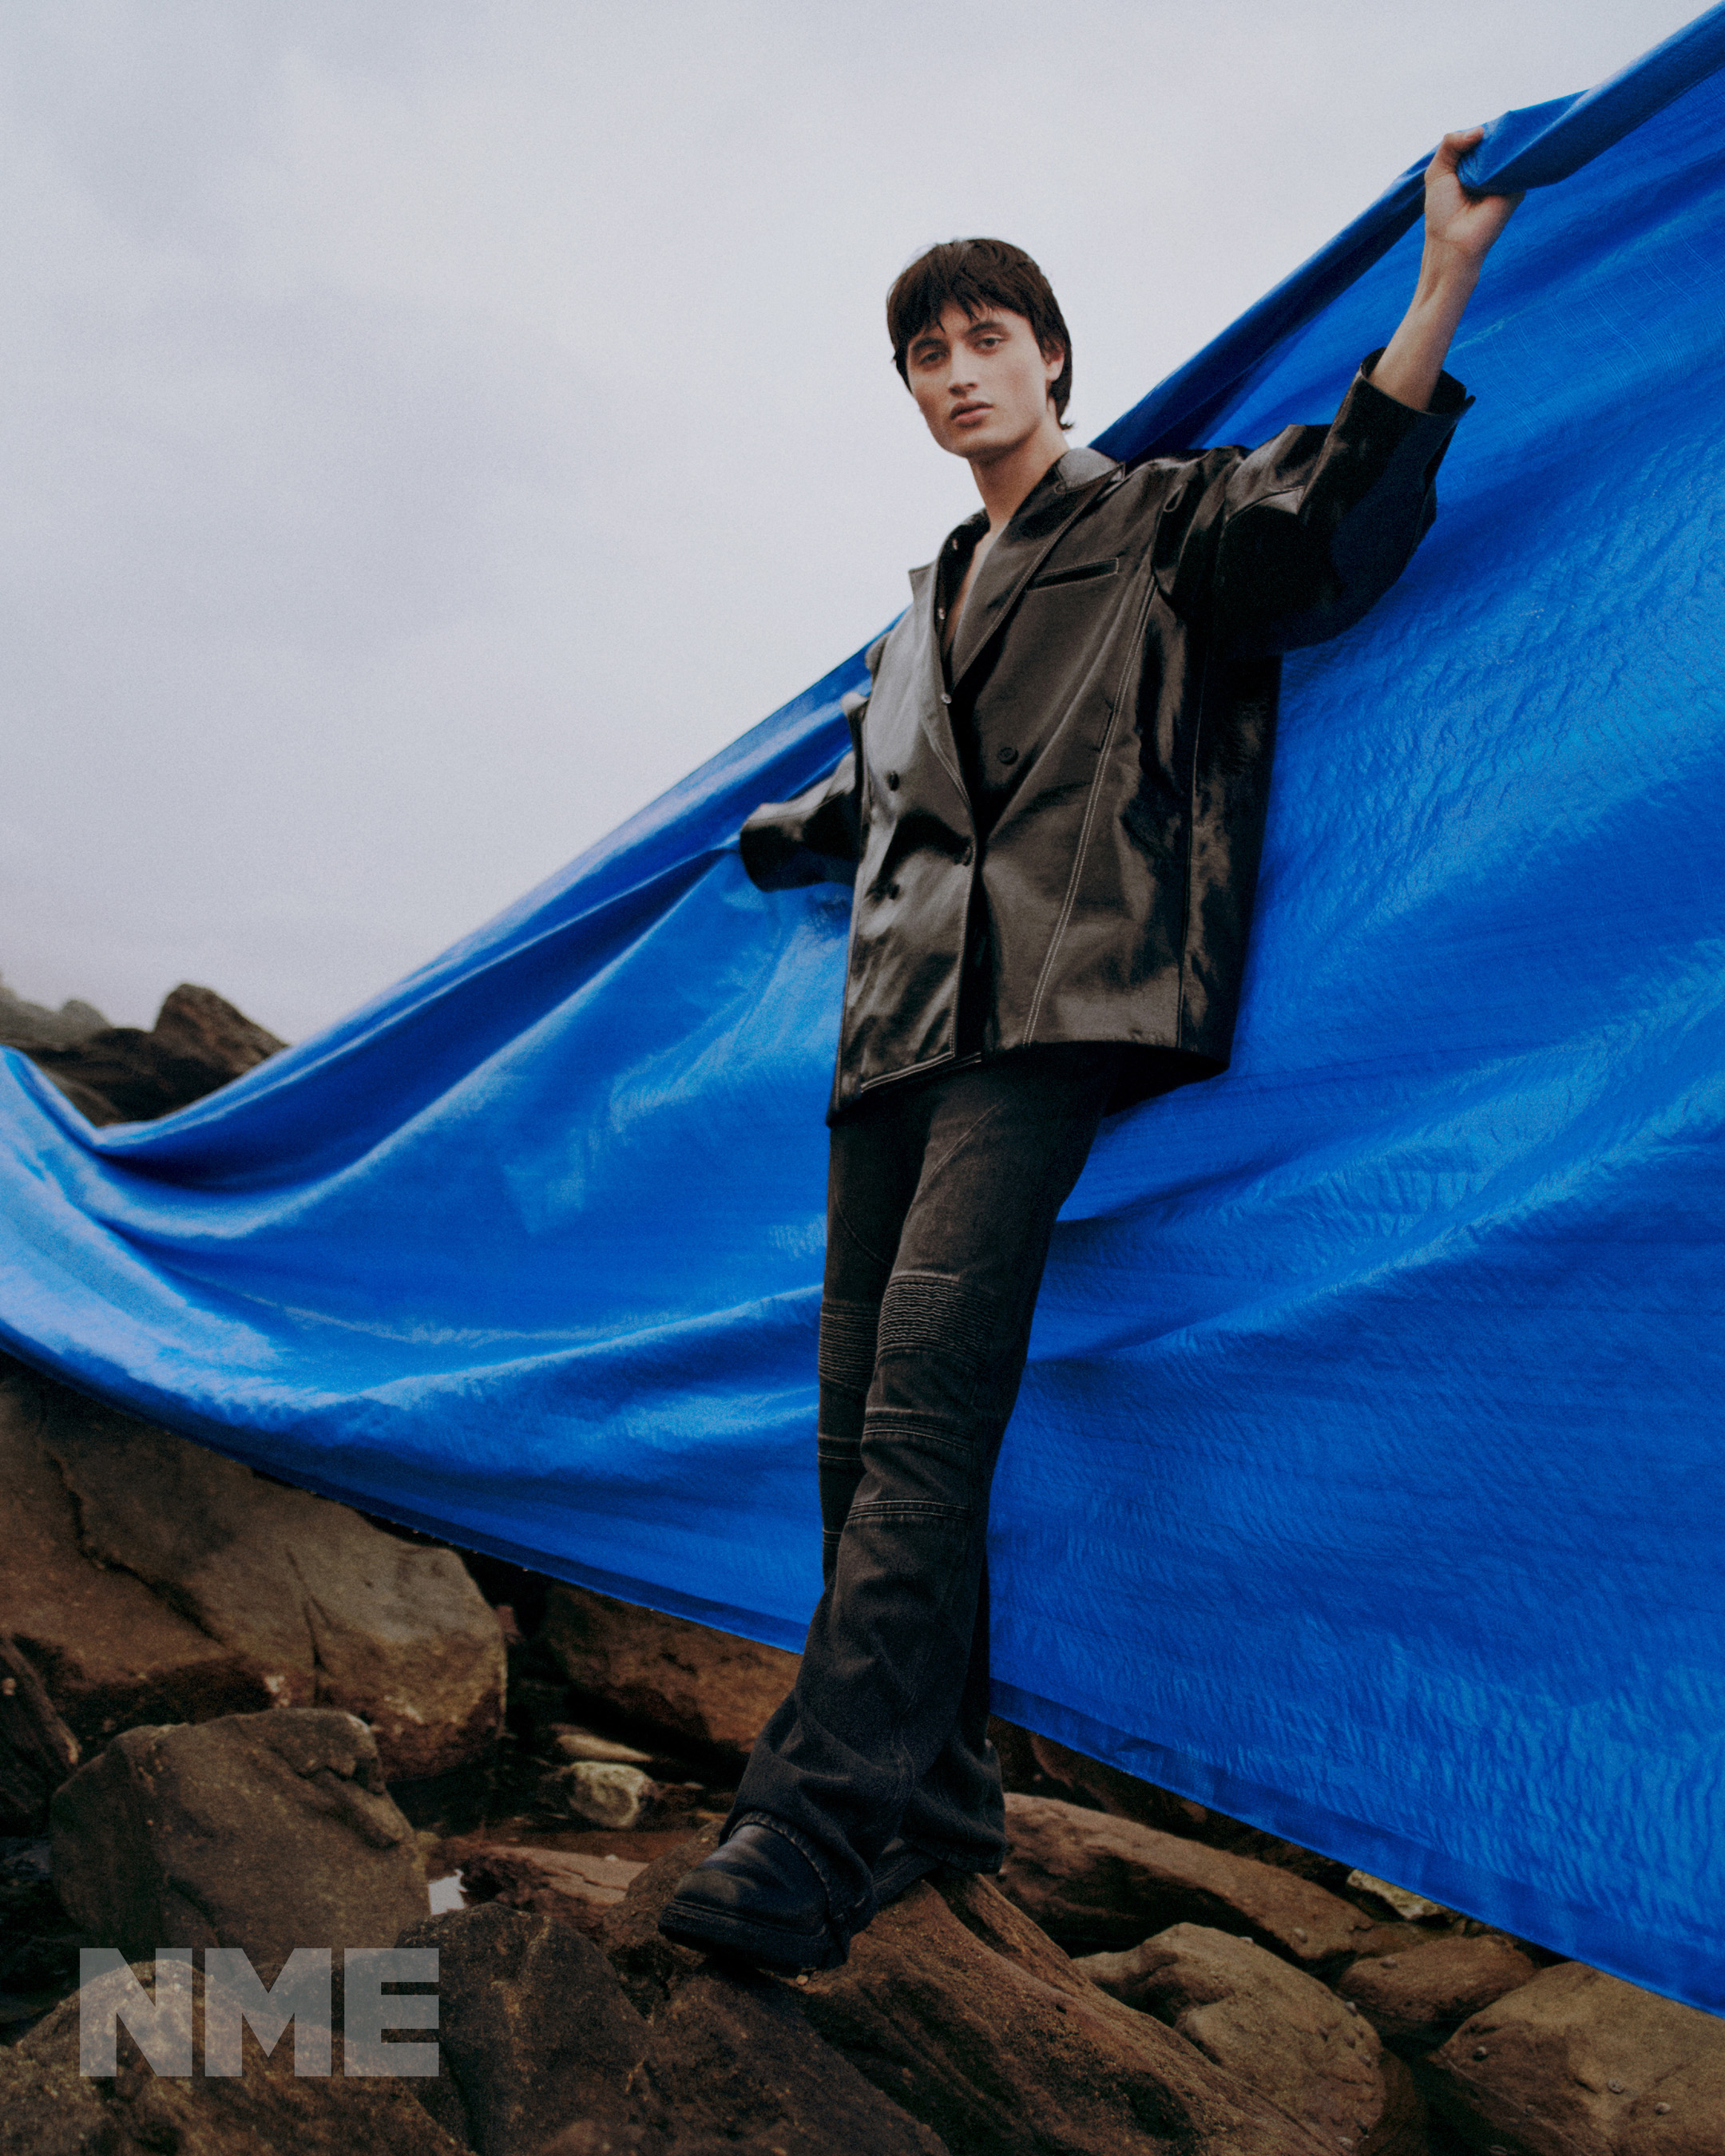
[6,6,1725,2011]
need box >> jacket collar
[946,445,1120,686]
[902,446,1120,795]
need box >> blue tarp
[6,10,1725,2010]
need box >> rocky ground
[2,991,1721,2150]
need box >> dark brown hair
[886,238,1073,425]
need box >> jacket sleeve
[738,683,870,892]
[1156,351,1472,659]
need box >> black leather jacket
[742,355,1470,1120]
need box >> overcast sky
[2,0,1701,1038]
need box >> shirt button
[940,692,952,706]
[997,744,1018,764]
[885,771,899,790]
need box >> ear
[1041,340,1065,384]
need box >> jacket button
[997,744,1018,764]
[939,692,953,706]
[959,844,974,866]
[885,771,899,789]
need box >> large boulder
[1000,1791,1373,1964]
[398,1902,648,2153]
[50,1708,428,1982]
[2,1371,270,1813]
[545,1583,799,1766]
[22,982,285,1123]
[633,1965,949,2155]
[1425,1959,1725,2155]
[1337,1931,1539,2051]
[0,1952,469,2156]
[1080,1923,1425,2156]
[7,1368,504,1783]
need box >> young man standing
[662,130,1519,1974]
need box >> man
[660,129,1519,1975]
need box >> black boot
[657,1821,846,1973]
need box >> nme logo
[77,1948,438,2077]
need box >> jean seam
[829,1191,898,1275]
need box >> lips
[951,402,991,422]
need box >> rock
[795,1869,1334,2155]
[609,1821,1329,2152]
[398,1903,648,2154]
[2,1372,271,1806]
[593,1822,721,2015]
[0,1952,469,2155]
[36,1068,125,1123]
[1338,1932,1539,2050]
[451,1840,646,1939]
[1000,1791,1372,1963]
[544,1759,659,1828]
[0,1838,82,2035]
[545,1583,799,1766]
[50,1708,427,1982]
[0,1631,81,1825]
[633,1964,949,2155]
[1426,1959,1725,2155]
[1346,1871,1451,1922]
[26,1373,504,1781]
[992,1721,1360,1892]
[0,978,109,1050]
[21,981,285,1123]
[1079,1922,1424,2155]
[552,1723,657,1765]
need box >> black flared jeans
[728,1044,1122,1931]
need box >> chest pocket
[1027,556,1120,590]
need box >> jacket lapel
[949,448,1120,689]
[903,558,975,795]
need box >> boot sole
[658,1894,848,1974]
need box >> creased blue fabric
[6,15,1725,2007]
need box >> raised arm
[1372,126,1522,414]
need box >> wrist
[1414,241,1482,307]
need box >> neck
[968,413,1069,530]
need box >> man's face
[904,303,1063,462]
